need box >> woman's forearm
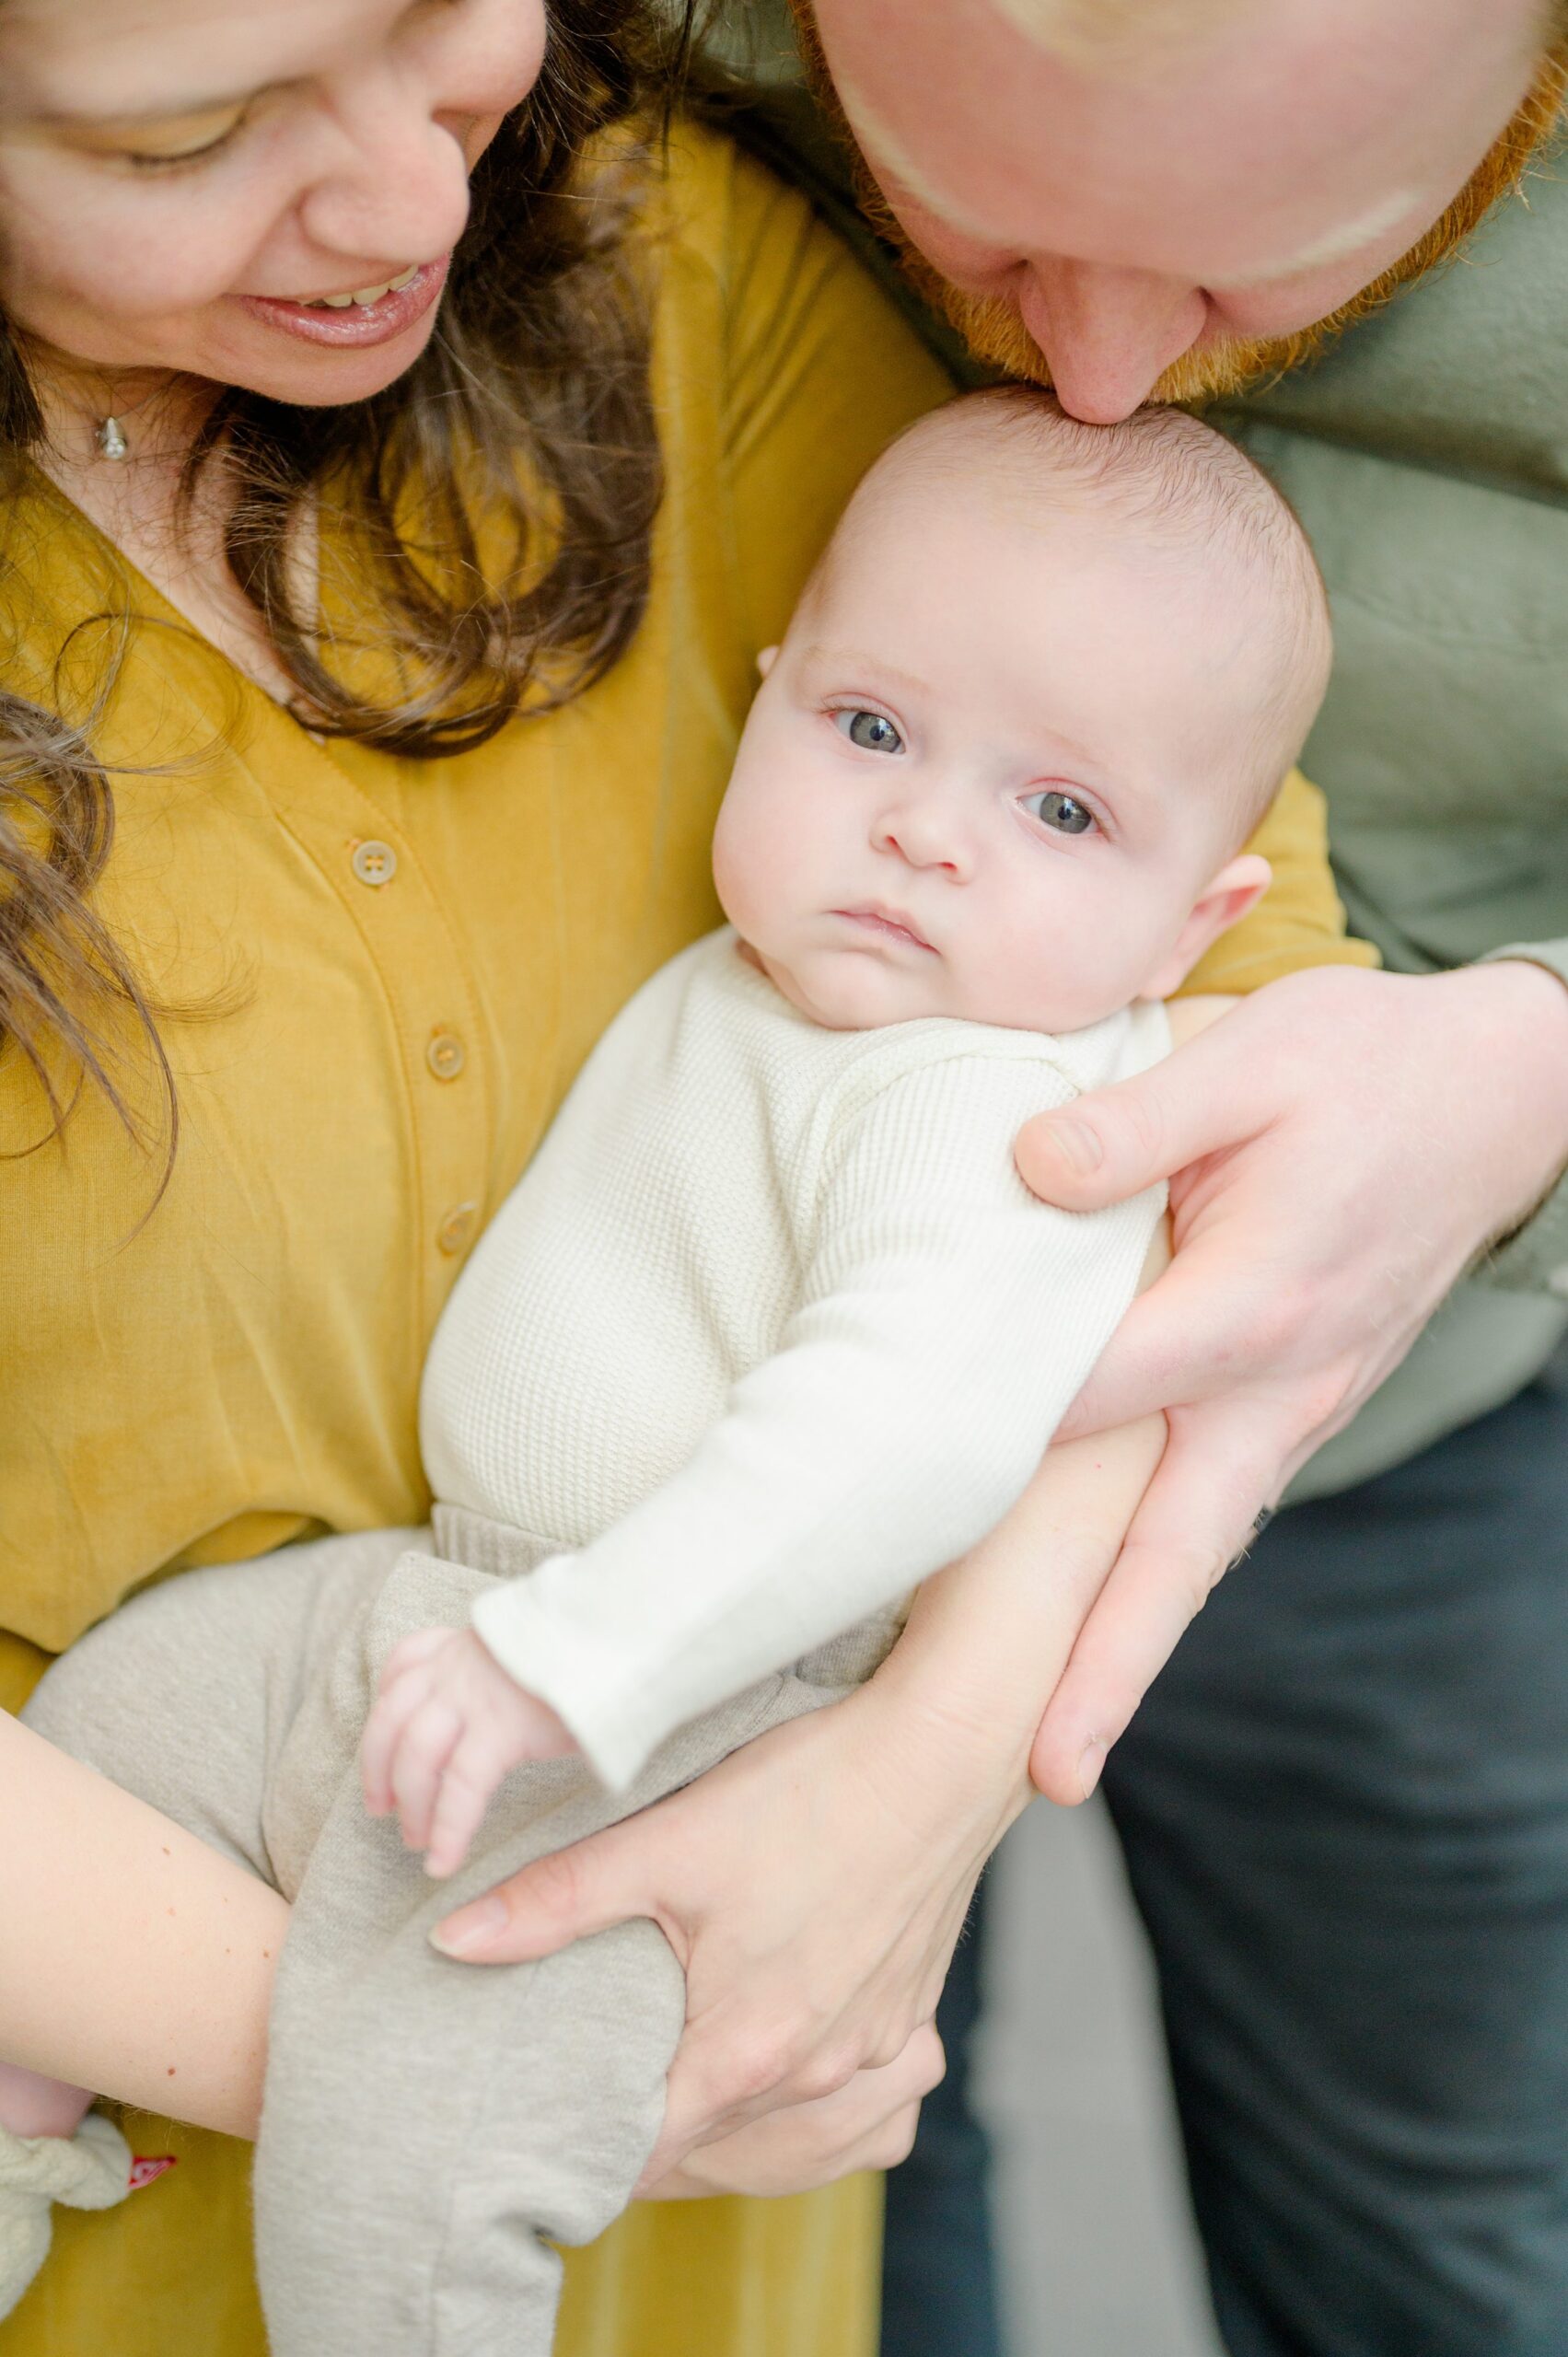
[0,1711,283,2137]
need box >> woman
[0,0,1362,2348]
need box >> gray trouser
[23,1509,897,2356]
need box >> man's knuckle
[729,2031,795,2107]
[804,2041,862,2104]
[1116,1089,1167,1170]
[1295,1362,1360,1438]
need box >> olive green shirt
[1216,148,1568,1495]
[708,10,1568,1495]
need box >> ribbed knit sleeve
[471,1047,1163,1789]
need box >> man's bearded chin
[790,0,1565,405]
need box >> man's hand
[361,1627,577,1877]
[1016,961,1568,1804]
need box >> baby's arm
[366,1047,1164,1865]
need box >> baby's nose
[874,802,967,875]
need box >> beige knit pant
[23,1510,899,2356]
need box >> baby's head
[713,389,1331,1034]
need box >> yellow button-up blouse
[0,119,1370,2357]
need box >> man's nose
[1016,259,1208,424]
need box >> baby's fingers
[424,1736,506,1881]
[362,1676,429,1817]
[361,1631,454,1814]
[390,1697,465,1853]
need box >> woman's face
[0,0,548,405]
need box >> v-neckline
[21,452,321,726]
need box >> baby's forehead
[844,401,1285,580]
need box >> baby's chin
[758,946,951,1033]
[759,944,1136,1037]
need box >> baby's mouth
[832,906,936,954]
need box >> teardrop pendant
[95,415,129,461]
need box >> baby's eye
[1022,788,1095,837]
[834,709,904,755]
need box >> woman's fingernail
[429,1894,507,1956]
[1076,1740,1108,1802]
[1042,1118,1102,1175]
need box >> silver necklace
[92,382,165,461]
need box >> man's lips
[832,906,936,953]
[234,258,450,349]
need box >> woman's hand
[1016,960,1568,1804]
[431,1678,1011,2185]
[428,1415,1166,2185]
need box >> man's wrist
[1468,952,1568,1290]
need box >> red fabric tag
[128,2155,178,2192]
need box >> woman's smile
[236,254,449,346]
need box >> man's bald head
[799,0,1564,420]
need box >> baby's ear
[1138,853,1271,1001]
[756,644,780,679]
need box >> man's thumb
[430,1825,647,1964]
[1016,1053,1227,1210]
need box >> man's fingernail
[429,1894,507,1956]
[1076,1740,1108,1802]
[1041,1118,1103,1175]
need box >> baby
[5,390,1331,2353]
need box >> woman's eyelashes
[122,117,250,171]
[1020,786,1096,837]
[832,707,904,755]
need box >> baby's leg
[21,1528,425,1883]
[252,1549,889,2357]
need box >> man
[775,3,1568,2350]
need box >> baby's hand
[361,1627,578,1878]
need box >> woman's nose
[296,77,477,270]
[1016,258,1209,424]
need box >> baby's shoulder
[817,997,1169,1133]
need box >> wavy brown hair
[0,0,690,1174]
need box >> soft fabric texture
[424,933,1167,1787]
[23,1518,899,2357]
[0,2118,132,2326]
